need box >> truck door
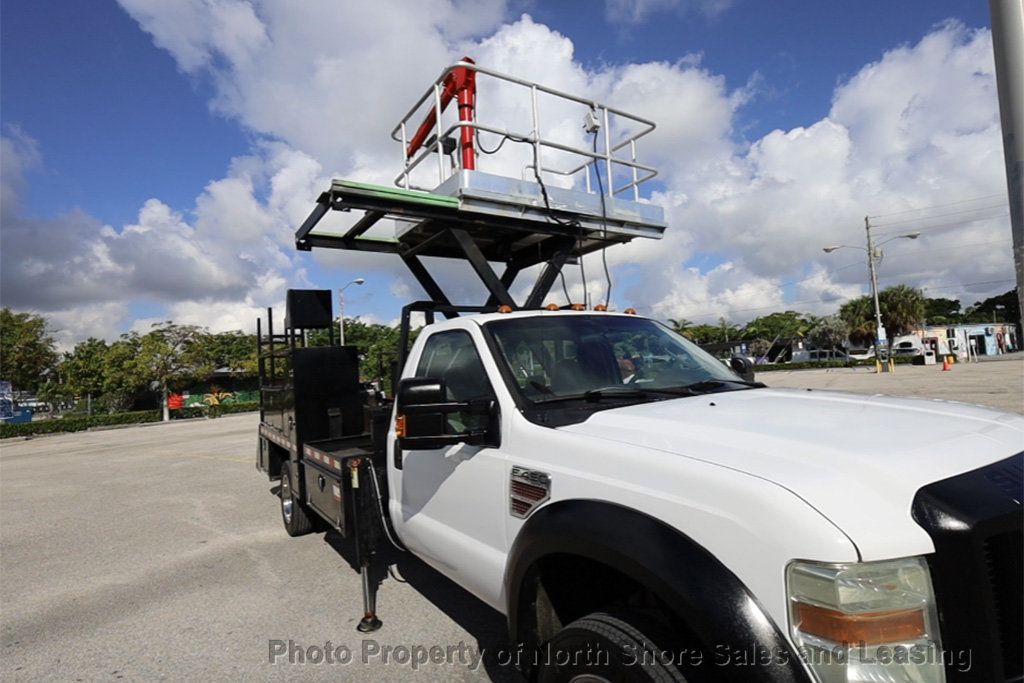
[387,329,507,610]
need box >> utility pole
[864,216,888,374]
[990,0,1024,334]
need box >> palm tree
[880,285,926,338]
[839,296,875,347]
[668,318,694,338]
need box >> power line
[867,193,1007,220]
[871,203,1007,228]
[871,211,1010,238]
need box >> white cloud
[605,0,734,25]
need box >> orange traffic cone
[942,357,951,371]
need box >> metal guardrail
[390,61,659,201]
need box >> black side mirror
[729,355,755,382]
[395,377,498,450]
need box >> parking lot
[1,356,1020,681]
[763,354,1023,415]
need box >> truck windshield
[486,315,746,403]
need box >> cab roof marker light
[624,307,637,315]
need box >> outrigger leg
[357,561,382,632]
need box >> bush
[0,409,160,438]
[221,401,259,415]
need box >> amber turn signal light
[395,414,407,438]
[791,602,927,646]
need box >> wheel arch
[505,499,809,682]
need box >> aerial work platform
[294,59,666,311]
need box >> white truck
[256,61,1023,683]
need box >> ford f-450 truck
[256,60,1022,683]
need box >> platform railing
[391,61,659,202]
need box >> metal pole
[990,0,1024,334]
[339,290,346,347]
[865,216,887,373]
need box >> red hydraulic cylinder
[406,57,477,171]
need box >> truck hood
[558,387,1024,560]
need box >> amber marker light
[497,305,513,313]
[570,303,586,311]
[624,307,637,315]
[395,415,407,438]
[545,303,560,311]
[791,602,927,646]
[593,304,608,311]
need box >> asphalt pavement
[2,358,1021,680]
[762,353,1023,414]
[1,414,520,682]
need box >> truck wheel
[538,610,687,683]
[280,467,314,537]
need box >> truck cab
[382,308,1023,683]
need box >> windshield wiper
[678,379,766,394]
[534,386,685,404]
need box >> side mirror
[395,377,498,450]
[729,355,755,382]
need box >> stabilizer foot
[357,614,382,632]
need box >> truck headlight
[786,557,945,683]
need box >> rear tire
[280,466,314,537]
[538,610,688,683]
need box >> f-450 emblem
[510,466,551,518]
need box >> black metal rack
[293,179,651,313]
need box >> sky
[0,0,1014,348]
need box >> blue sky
[0,1,1011,345]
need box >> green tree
[683,322,732,344]
[880,284,926,339]
[839,296,875,347]
[962,289,1019,324]
[138,322,215,421]
[922,297,961,324]
[840,285,926,348]
[63,338,110,399]
[205,330,257,376]
[808,315,850,352]
[101,335,147,413]
[741,311,816,341]
[0,308,59,393]
[668,318,693,338]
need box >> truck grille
[912,453,1023,683]
[986,529,1023,680]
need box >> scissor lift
[271,62,669,630]
[294,58,667,314]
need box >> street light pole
[865,216,885,350]
[338,278,365,346]
[823,221,920,373]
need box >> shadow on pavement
[322,530,524,682]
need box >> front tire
[538,610,687,683]
[280,466,314,537]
